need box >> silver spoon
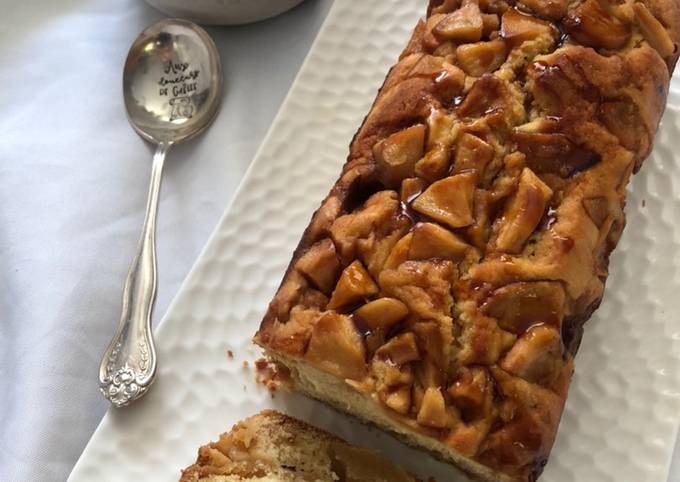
[99,18,222,407]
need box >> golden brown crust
[255,1,680,481]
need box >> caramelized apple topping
[482,281,565,334]
[382,385,413,415]
[354,297,410,332]
[500,8,557,47]
[409,222,471,261]
[452,132,495,179]
[456,39,508,77]
[374,125,426,188]
[431,0,463,15]
[377,332,421,364]
[305,312,367,380]
[563,0,632,50]
[296,239,341,294]
[500,325,563,386]
[268,272,306,322]
[417,387,450,428]
[478,0,510,14]
[265,307,317,355]
[328,260,379,310]
[495,167,553,253]
[415,109,457,182]
[423,13,448,50]
[372,357,414,388]
[512,130,600,177]
[400,177,427,203]
[448,367,492,420]
[516,0,568,20]
[412,172,477,228]
[457,74,514,120]
[372,356,414,415]
[433,1,484,42]
[383,232,414,271]
[330,191,401,263]
[633,2,676,58]
[413,321,450,373]
[481,14,500,37]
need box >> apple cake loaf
[254,0,680,480]
[179,410,419,482]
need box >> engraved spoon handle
[99,142,170,407]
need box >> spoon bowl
[123,18,222,144]
[100,19,222,407]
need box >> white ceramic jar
[144,0,307,25]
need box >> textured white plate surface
[69,1,680,481]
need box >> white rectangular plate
[69,1,680,481]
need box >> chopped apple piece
[448,367,491,419]
[456,39,507,77]
[415,146,451,182]
[495,167,552,253]
[408,54,448,77]
[423,13,448,50]
[377,332,421,365]
[436,65,467,101]
[266,307,318,355]
[354,297,409,332]
[500,8,557,47]
[516,0,568,20]
[427,107,456,151]
[400,177,427,203]
[381,385,412,415]
[409,55,466,93]
[415,109,457,182]
[479,0,511,14]
[457,74,512,119]
[563,0,631,50]
[512,130,599,177]
[500,325,563,386]
[305,312,367,380]
[417,387,449,428]
[433,1,483,42]
[371,357,413,388]
[431,0,464,15]
[412,172,477,229]
[465,189,491,249]
[409,222,470,261]
[514,117,558,133]
[373,125,427,188]
[452,133,495,178]
[482,281,565,333]
[295,239,341,294]
[330,191,400,263]
[383,232,414,270]
[633,2,676,58]
[482,13,500,37]
[357,227,409,279]
[328,261,379,310]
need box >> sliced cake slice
[180,410,419,482]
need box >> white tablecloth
[0,1,331,480]
[1,1,679,481]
